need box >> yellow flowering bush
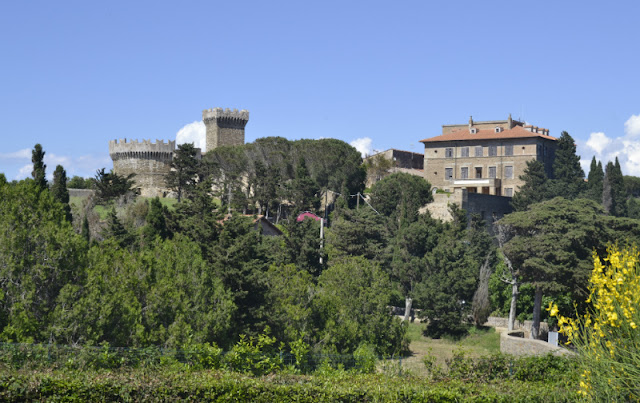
[548,244,640,400]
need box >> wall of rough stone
[500,331,572,357]
[109,139,175,196]
[202,107,249,152]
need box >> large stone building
[203,107,250,153]
[109,139,176,197]
[110,106,247,197]
[420,115,557,197]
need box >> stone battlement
[202,107,249,122]
[109,138,176,156]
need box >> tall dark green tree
[142,197,169,241]
[31,143,47,191]
[586,157,604,203]
[511,160,550,211]
[166,143,199,202]
[289,157,319,212]
[51,165,72,222]
[603,158,627,216]
[102,207,134,248]
[369,172,432,231]
[551,131,585,199]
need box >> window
[489,166,496,178]
[537,144,542,157]
[489,145,497,156]
[461,167,468,179]
[445,168,453,180]
[475,167,482,178]
[461,147,469,157]
[505,145,514,156]
[505,166,513,179]
[505,188,513,197]
[445,147,453,158]
[475,146,483,157]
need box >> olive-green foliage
[0,179,87,343]
[93,167,136,205]
[369,172,432,229]
[166,142,199,202]
[313,256,409,356]
[415,214,493,339]
[52,235,236,348]
[51,165,72,222]
[549,131,586,198]
[67,175,93,189]
[0,363,578,402]
[326,207,390,262]
[586,156,604,202]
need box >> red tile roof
[420,126,556,143]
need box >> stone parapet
[500,331,573,357]
[109,139,176,156]
[202,107,249,123]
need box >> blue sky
[2,1,640,180]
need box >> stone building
[109,139,176,197]
[203,107,250,153]
[420,115,557,197]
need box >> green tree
[603,159,626,216]
[511,160,550,211]
[498,198,610,339]
[550,131,586,198]
[142,197,169,241]
[51,165,72,222]
[93,168,136,205]
[275,217,325,277]
[414,213,493,338]
[326,207,390,262]
[67,175,91,189]
[586,157,604,203]
[31,143,47,191]
[166,143,199,202]
[289,157,319,212]
[369,172,432,231]
[313,256,408,355]
[102,207,134,248]
[0,179,86,342]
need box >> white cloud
[578,113,640,177]
[16,164,31,180]
[350,137,373,157]
[585,132,611,154]
[45,153,71,167]
[0,148,30,160]
[625,114,640,137]
[176,121,206,150]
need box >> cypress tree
[511,160,550,211]
[143,197,169,241]
[31,143,47,191]
[551,131,585,198]
[612,157,627,216]
[603,162,614,215]
[51,165,72,222]
[587,156,604,203]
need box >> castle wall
[109,139,175,197]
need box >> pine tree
[551,131,586,198]
[166,143,199,202]
[143,197,169,241]
[511,160,550,211]
[31,143,47,191]
[102,207,133,248]
[51,165,72,221]
[587,156,604,203]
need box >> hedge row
[0,369,577,402]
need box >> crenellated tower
[109,138,176,197]
[202,107,249,153]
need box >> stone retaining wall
[500,331,573,356]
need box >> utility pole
[319,217,324,265]
[356,192,360,209]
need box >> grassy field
[70,195,180,221]
[401,322,501,375]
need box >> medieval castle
[109,107,249,197]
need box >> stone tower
[202,107,249,153]
[109,138,175,197]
